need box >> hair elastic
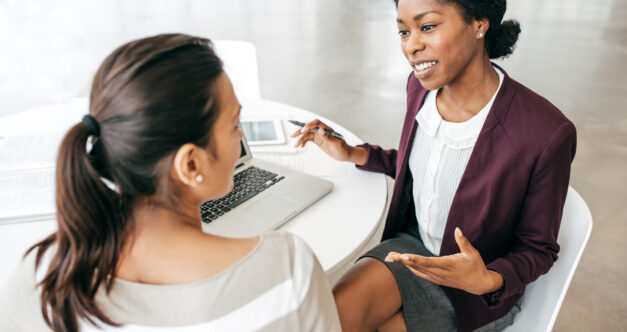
[82,115,100,137]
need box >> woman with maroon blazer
[293,0,576,331]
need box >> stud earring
[478,33,483,38]
[195,174,204,183]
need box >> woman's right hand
[290,119,368,165]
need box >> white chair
[503,186,593,332]
[213,40,261,99]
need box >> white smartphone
[240,119,285,146]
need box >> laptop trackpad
[244,194,297,222]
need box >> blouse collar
[416,67,504,149]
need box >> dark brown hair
[27,33,224,331]
[394,0,521,58]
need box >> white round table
[0,97,388,284]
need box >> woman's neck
[436,56,500,123]
[116,204,208,283]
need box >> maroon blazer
[357,64,577,331]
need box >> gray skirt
[359,228,520,332]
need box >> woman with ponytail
[293,0,576,331]
[0,34,340,331]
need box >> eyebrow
[396,11,440,24]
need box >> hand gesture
[385,228,504,295]
[291,119,355,162]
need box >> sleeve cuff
[483,258,524,308]
[482,285,505,306]
[355,143,375,170]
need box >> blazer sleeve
[355,143,398,178]
[484,122,577,307]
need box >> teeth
[413,61,437,71]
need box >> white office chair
[503,186,593,332]
[213,40,261,99]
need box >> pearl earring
[195,174,204,183]
[478,33,483,38]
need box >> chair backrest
[503,186,593,332]
[212,40,261,99]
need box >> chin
[415,75,445,91]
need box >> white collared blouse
[408,68,504,256]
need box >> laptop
[200,131,333,238]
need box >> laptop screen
[239,141,247,158]
[236,129,253,165]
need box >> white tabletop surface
[0,97,388,285]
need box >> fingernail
[455,227,462,237]
[400,254,409,261]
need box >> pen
[288,120,344,140]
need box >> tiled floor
[1,0,625,330]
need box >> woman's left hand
[385,227,504,295]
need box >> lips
[411,60,438,71]
[410,60,438,80]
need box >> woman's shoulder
[505,75,572,128]
[259,231,317,268]
[93,233,322,328]
[492,71,577,166]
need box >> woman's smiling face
[396,0,485,90]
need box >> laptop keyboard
[200,166,285,223]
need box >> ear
[172,143,203,187]
[475,18,490,38]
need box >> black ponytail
[29,122,127,331]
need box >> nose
[404,32,425,56]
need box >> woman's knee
[332,258,403,331]
[333,258,390,305]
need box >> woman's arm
[290,119,398,176]
[484,122,577,306]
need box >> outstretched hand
[385,227,504,295]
